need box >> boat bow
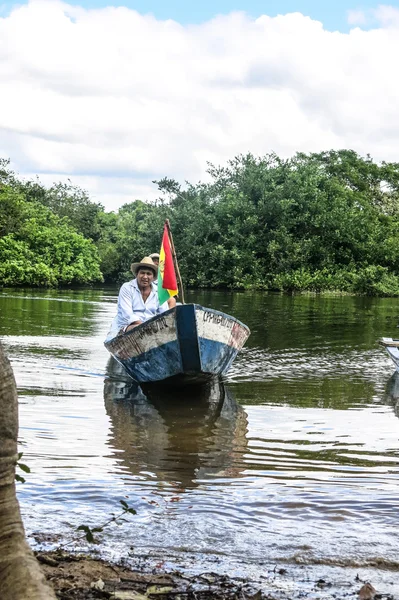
[104,304,250,385]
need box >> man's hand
[125,321,142,332]
[167,297,177,309]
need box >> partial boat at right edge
[379,337,399,371]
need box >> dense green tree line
[1,151,399,294]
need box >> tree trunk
[0,342,56,599]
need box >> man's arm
[167,297,177,309]
[118,284,142,328]
[125,321,142,332]
[158,296,177,313]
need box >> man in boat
[149,253,160,267]
[106,256,176,339]
[150,252,180,306]
[149,253,159,291]
[120,256,176,332]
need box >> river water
[1,288,399,598]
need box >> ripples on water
[1,289,399,597]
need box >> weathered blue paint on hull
[117,338,239,384]
[122,339,183,383]
[199,338,239,375]
[105,303,250,385]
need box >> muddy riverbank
[36,549,270,599]
[35,549,391,600]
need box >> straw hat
[130,256,158,276]
[149,253,160,260]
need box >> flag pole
[165,219,185,304]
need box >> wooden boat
[379,337,399,370]
[104,303,250,385]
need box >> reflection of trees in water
[0,293,100,336]
[191,291,398,349]
[384,372,399,418]
[103,358,248,490]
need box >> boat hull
[380,338,399,371]
[104,304,250,385]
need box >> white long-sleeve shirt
[106,278,168,340]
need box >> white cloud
[373,4,399,26]
[347,9,367,26]
[1,1,399,210]
[25,171,159,207]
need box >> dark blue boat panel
[119,340,183,383]
[176,304,201,373]
[198,338,239,375]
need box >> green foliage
[352,266,399,296]
[75,500,137,545]
[2,149,399,294]
[15,452,31,484]
[42,182,103,241]
[0,166,103,287]
[76,525,103,545]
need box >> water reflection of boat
[104,304,250,385]
[103,358,248,490]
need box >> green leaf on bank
[15,452,31,483]
[18,463,31,473]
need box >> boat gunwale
[104,303,250,349]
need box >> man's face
[152,258,159,267]
[137,268,154,288]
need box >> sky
[1,0,399,211]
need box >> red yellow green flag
[158,224,178,304]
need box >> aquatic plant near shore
[72,499,137,545]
